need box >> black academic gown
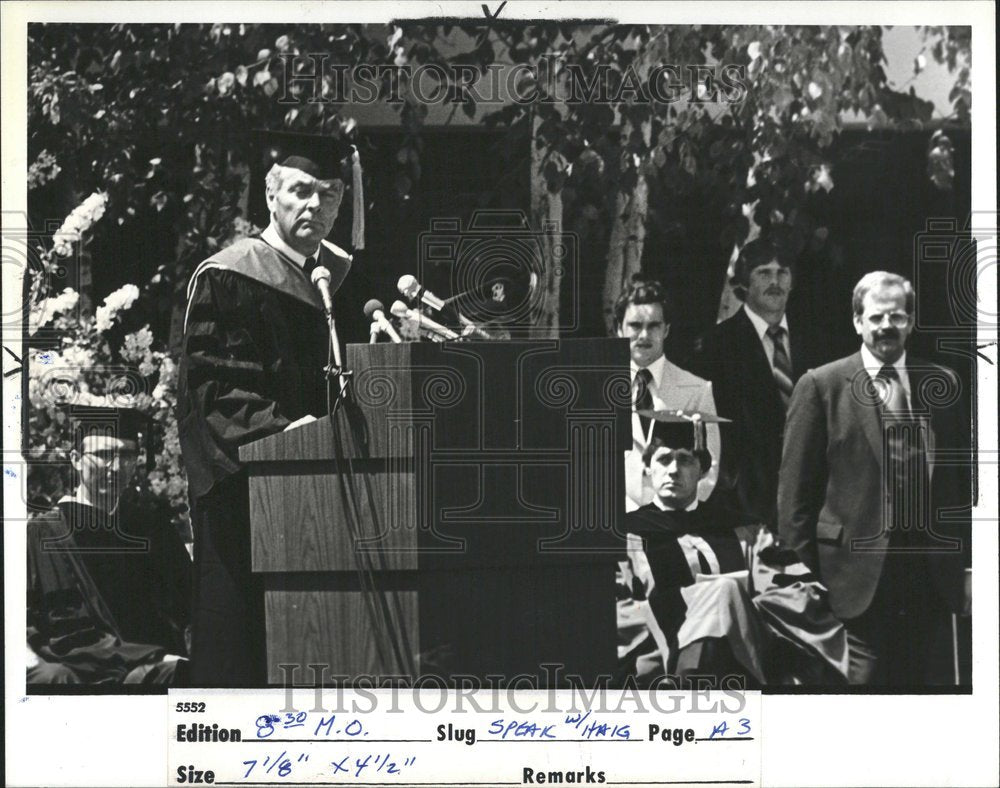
[26,501,190,684]
[617,499,849,687]
[177,237,349,686]
[626,501,747,631]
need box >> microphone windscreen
[390,300,409,318]
[397,274,419,297]
[363,299,385,320]
[311,266,332,285]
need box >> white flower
[61,343,96,371]
[217,72,235,96]
[94,283,139,332]
[747,41,762,60]
[28,287,79,334]
[52,192,108,256]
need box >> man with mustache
[692,238,812,529]
[615,279,720,510]
[778,272,971,685]
[178,131,357,686]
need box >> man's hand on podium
[284,415,318,432]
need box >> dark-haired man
[778,271,971,685]
[692,238,813,528]
[616,417,847,688]
[615,279,720,510]
[178,131,356,685]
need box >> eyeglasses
[864,312,911,329]
[82,449,139,468]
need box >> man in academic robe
[617,417,848,688]
[178,131,357,686]
[691,238,815,529]
[27,406,191,685]
[778,272,971,686]
[615,278,721,510]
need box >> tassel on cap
[351,146,365,251]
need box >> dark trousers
[843,530,948,687]
[190,472,267,687]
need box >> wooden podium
[239,338,631,686]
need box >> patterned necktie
[876,364,922,533]
[634,367,654,440]
[876,364,908,414]
[303,255,318,279]
[766,325,794,409]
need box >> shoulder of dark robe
[26,507,164,681]
[186,236,351,314]
[626,498,743,538]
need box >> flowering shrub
[51,191,107,257]
[27,197,190,537]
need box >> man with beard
[178,131,358,686]
[692,238,814,529]
[27,406,191,685]
[778,272,971,685]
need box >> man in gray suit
[778,271,971,685]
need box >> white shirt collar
[58,489,119,514]
[652,495,699,512]
[861,344,909,388]
[630,353,667,389]
[261,224,320,268]
[743,303,789,340]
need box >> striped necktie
[876,364,908,414]
[767,325,794,409]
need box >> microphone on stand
[311,266,335,316]
[364,299,402,343]
[390,300,460,341]
[397,274,495,340]
[311,266,347,394]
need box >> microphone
[397,274,446,312]
[311,266,335,316]
[398,274,494,340]
[390,300,459,341]
[311,266,345,391]
[363,299,402,343]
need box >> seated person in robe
[27,406,192,685]
[616,416,848,688]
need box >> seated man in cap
[616,415,848,688]
[27,406,192,685]
[178,131,358,686]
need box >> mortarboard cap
[63,405,157,473]
[639,409,729,471]
[248,129,363,243]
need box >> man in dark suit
[692,238,810,528]
[778,271,971,685]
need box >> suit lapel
[847,351,886,470]
[735,310,773,380]
[787,319,809,379]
